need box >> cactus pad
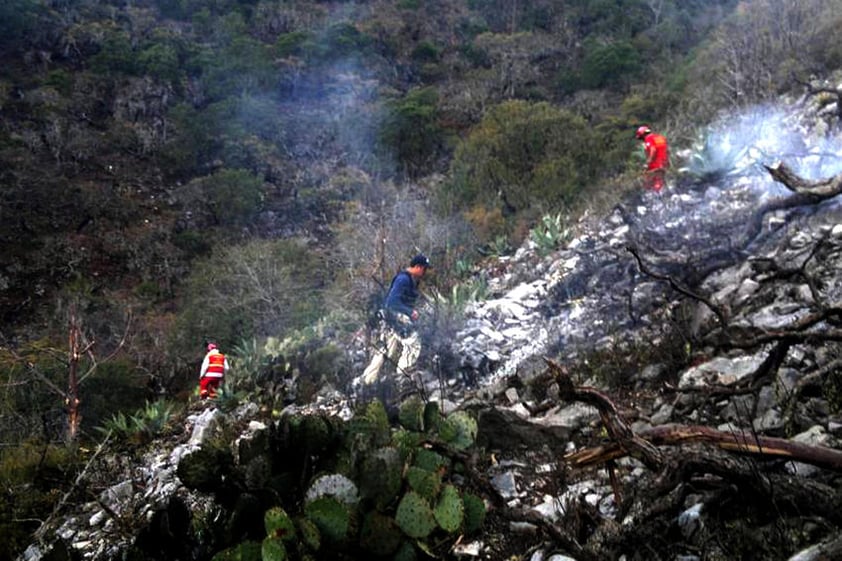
[395,491,436,539]
[440,411,477,450]
[359,447,403,509]
[462,493,486,534]
[305,473,359,506]
[413,448,449,473]
[434,485,464,533]
[304,496,350,543]
[260,536,288,561]
[296,517,321,551]
[210,540,261,561]
[392,541,417,561]
[398,396,425,431]
[406,466,442,501]
[423,401,441,432]
[359,512,403,556]
[264,507,296,542]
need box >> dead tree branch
[626,245,728,327]
[765,161,842,198]
[547,359,663,472]
[566,424,842,472]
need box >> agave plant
[529,212,570,255]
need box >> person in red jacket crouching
[199,342,229,399]
[636,125,670,192]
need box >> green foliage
[275,31,310,57]
[186,168,265,226]
[411,41,440,63]
[304,497,351,543]
[359,447,403,509]
[428,276,489,317]
[0,442,81,556]
[264,507,296,542]
[0,0,41,47]
[211,540,261,561]
[398,396,426,432]
[90,29,137,74]
[462,492,486,534]
[261,536,288,561]
[138,43,181,82]
[529,213,571,255]
[177,445,233,492]
[379,87,443,176]
[438,411,477,451]
[413,448,449,473]
[395,491,437,539]
[433,484,464,532]
[96,399,178,443]
[580,38,642,89]
[441,100,602,230]
[406,466,441,501]
[296,517,321,551]
[482,234,513,257]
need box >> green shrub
[579,38,642,90]
[411,41,440,63]
[440,100,602,231]
[379,87,444,177]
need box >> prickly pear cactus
[261,536,288,561]
[304,496,351,543]
[462,492,486,535]
[439,411,477,450]
[305,473,359,506]
[395,491,436,539]
[413,448,449,474]
[423,401,441,432]
[364,399,391,446]
[264,507,296,542]
[434,484,464,533]
[406,466,441,502]
[359,447,403,509]
[391,428,422,461]
[210,540,261,561]
[299,415,331,452]
[398,396,425,431]
[296,517,321,552]
[359,511,403,556]
[392,541,417,561]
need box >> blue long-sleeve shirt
[384,271,419,318]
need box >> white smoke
[682,102,842,183]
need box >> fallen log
[566,424,842,472]
[765,160,842,198]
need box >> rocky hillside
[18,91,842,561]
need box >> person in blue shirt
[361,254,431,389]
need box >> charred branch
[547,359,663,471]
[566,423,842,473]
[626,245,728,327]
[765,161,842,198]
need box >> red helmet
[636,126,651,139]
[207,343,217,352]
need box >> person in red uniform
[636,125,670,192]
[199,342,229,399]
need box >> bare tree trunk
[66,308,82,442]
